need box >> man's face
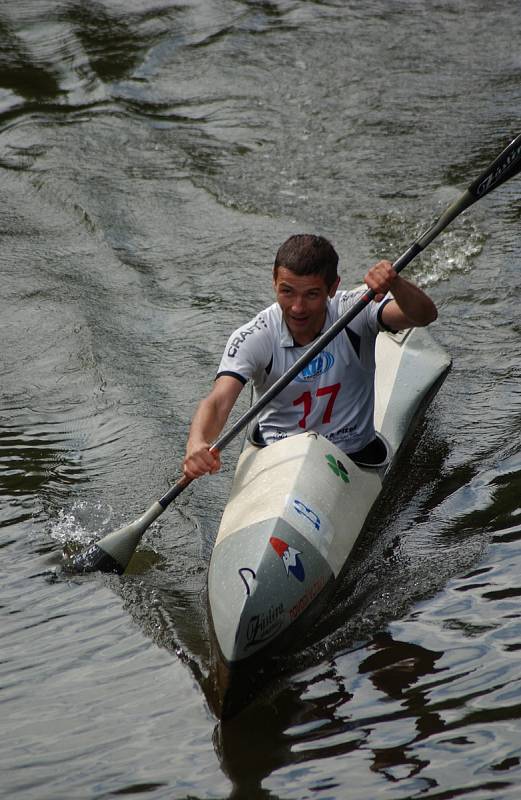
[273,267,340,345]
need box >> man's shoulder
[230,302,279,335]
[330,287,365,317]
[224,302,279,360]
[236,301,282,332]
[329,288,384,333]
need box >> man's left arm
[364,260,438,330]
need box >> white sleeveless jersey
[217,289,393,453]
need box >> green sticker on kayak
[325,454,350,483]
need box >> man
[183,234,437,479]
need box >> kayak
[207,325,451,718]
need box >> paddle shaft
[158,132,521,510]
[70,132,520,573]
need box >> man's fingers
[183,446,221,479]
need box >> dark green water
[1,2,521,798]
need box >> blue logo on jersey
[296,350,335,382]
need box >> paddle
[69,132,521,575]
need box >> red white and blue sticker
[270,536,305,582]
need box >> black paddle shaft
[158,132,521,511]
[70,132,520,573]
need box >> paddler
[183,234,437,479]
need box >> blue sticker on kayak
[293,498,321,530]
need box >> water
[1,1,521,797]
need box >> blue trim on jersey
[215,370,248,385]
[345,326,361,358]
[377,298,397,333]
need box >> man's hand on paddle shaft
[183,374,244,480]
[365,260,438,329]
[183,440,221,480]
[364,260,398,301]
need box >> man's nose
[291,295,305,312]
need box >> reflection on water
[1,0,521,797]
[0,424,86,497]
[213,633,445,798]
[214,606,521,798]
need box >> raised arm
[183,375,244,479]
[364,260,438,330]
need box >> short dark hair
[273,234,339,288]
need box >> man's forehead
[274,267,329,289]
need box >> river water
[1,1,521,798]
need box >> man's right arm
[183,375,244,479]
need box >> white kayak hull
[207,326,451,716]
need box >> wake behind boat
[207,325,451,718]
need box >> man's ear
[328,276,340,297]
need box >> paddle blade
[468,133,521,199]
[68,541,126,575]
[66,500,165,574]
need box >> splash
[370,205,485,287]
[418,221,485,287]
[49,500,114,547]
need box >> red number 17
[293,383,341,429]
